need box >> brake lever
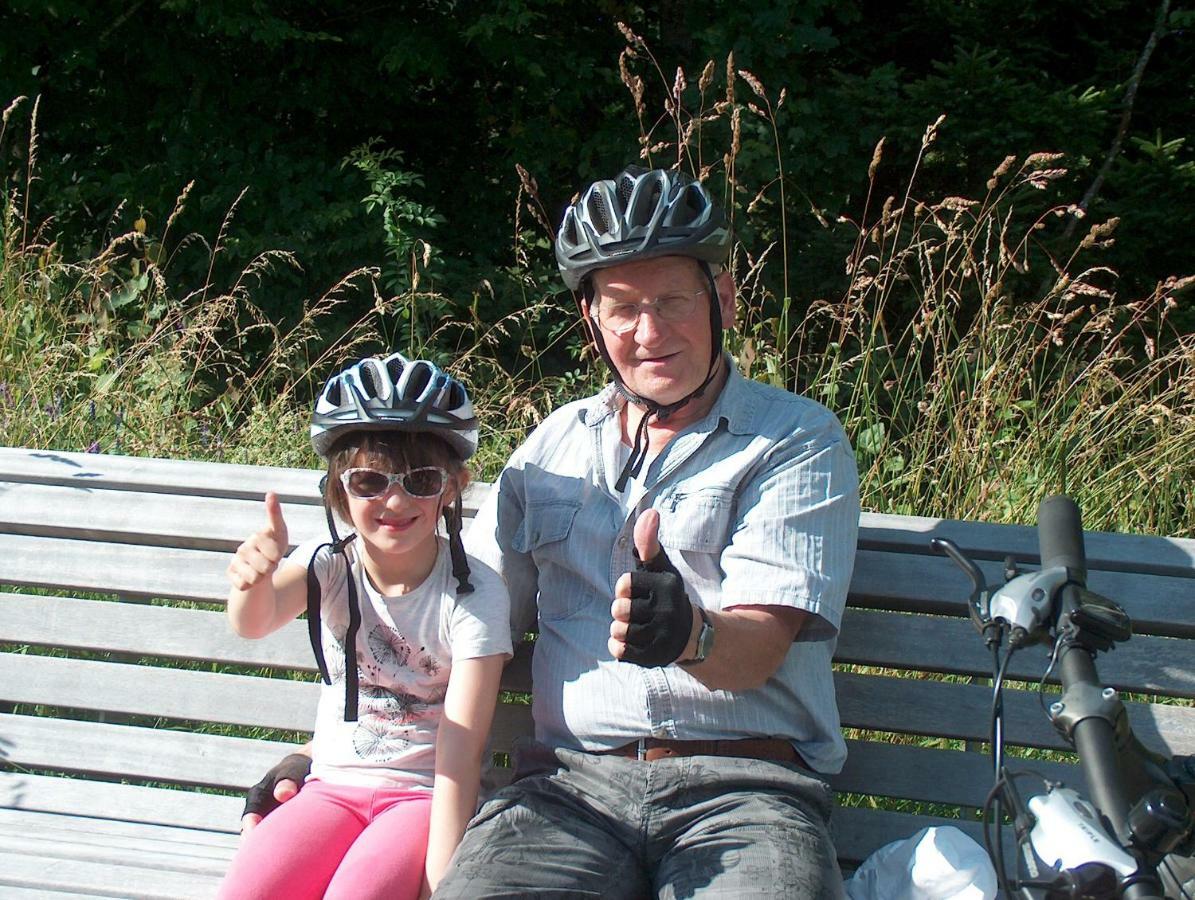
[930,537,997,644]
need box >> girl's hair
[324,430,466,521]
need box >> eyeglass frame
[339,466,450,500]
[588,287,708,336]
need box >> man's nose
[632,305,668,342]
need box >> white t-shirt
[284,536,512,789]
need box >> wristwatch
[680,607,715,665]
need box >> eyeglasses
[339,466,449,500]
[592,288,706,335]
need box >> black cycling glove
[622,545,694,667]
[242,752,312,821]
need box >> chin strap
[443,491,474,595]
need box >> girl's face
[343,450,455,569]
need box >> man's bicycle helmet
[555,165,731,291]
[306,353,479,721]
[554,166,733,489]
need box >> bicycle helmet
[555,167,732,489]
[555,166,731,290]
[306,353,478,722]
[311,353,478,462]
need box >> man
[434,165,859,897]
[247,165,859,897]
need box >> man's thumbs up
[227,491,291,592]
[633,507,663,566]
[610,508,694,666]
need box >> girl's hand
[227,492,290,591]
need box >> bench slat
[7,594,1192,703]
[835,670,1195,755]
[836,608,1195,699]
[0,446,489,512]
[1,651,320,732]
[0,593,314,670]
[0,772,241,833]
[4,709,1067,811]
[0,851,223,899]
[859,511,1195,578]
[7,448,1190,575]
[7,650,1191,759]
[6,533,1193,641]
[0,482,329,552]
[0,714,300,790]
[850,549,1195,637]
[0,771,1000,878]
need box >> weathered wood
[836,608,1195,698]
[0,773,241,833]
[0,593,314,670]
[0,714,300,789]
[0,481,330,551]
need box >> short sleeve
[446,553,513,662]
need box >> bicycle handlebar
[1035,495,1169,898]
[1038,494,1087,583]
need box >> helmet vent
[385,355,406,384]
[325,380,342,406]
[617,173,635,205]
[359,363,381,399]
[406,362,432,399]
[588,192,609,232]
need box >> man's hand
[240,751,311,836]
[610,509,698,666]
[227,492,290,592]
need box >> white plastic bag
[844,825,998,900]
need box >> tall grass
[2,63,1192,537]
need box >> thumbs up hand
[227,492,291,592]
[610,508,695,666]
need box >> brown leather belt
[599,737,805,767]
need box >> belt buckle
[636,738,647,761]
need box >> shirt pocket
[660,487,736,554]
[511,499,581,554]
[511,498,586,621]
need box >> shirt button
[617,536,628,548]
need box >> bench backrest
[3,446,1194,868]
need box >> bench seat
[3,446,1193,897]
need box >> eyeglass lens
[344,467,446,499]
[598,290,703,334]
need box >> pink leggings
[217,779,432,900]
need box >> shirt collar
[580,354,761,436]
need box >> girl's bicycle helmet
[306,353,478,722]
[311,353,478,462]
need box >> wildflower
[86,441,100,454]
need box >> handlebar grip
[1037,494,1087,585]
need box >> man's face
[587,256,735,407]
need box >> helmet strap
[308,475,361,721]
[442,492,475,595]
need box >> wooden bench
[2,445,1193,898]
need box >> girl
[219,353,511,900]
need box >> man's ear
[714,269,737,329]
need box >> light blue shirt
[467,364,860,773]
